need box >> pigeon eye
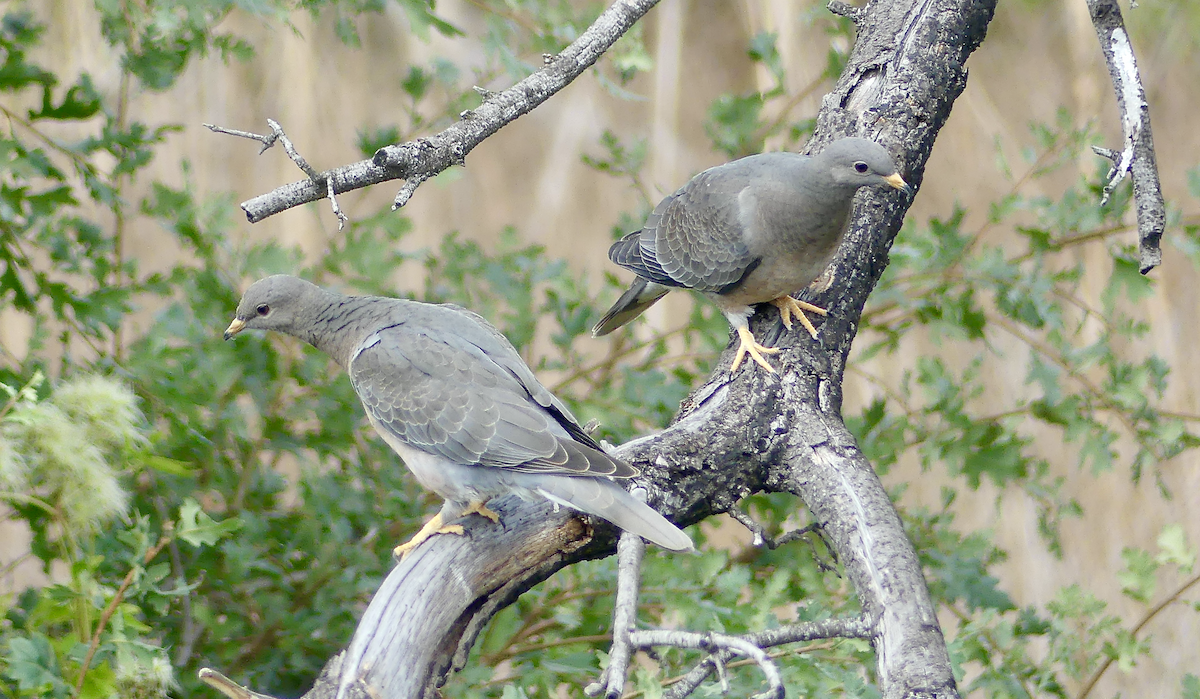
[854,161,869,174]
[256,303,270,316]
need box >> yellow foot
[730,326,781,373]
[393,512,467,560]
[462,500,501,523]
[770,295,826,340]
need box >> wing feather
[349,323,632,478]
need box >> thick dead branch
[230,0,661,223]
[1086,0,1165,274]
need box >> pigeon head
[224,274,325,341]
[817,137,910,194]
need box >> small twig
[711,651,730,692]
[586,492,648,699]
[152,496,201,667]
[725,507,769,547]
[73,526,174,698]
[264,118,318,178]
[208,119,350,227]
[203,123,278,155]
[622,616,872,699]
[392,173,429,211]
[826,0,862,22]
[725,508,839,572]
[628,630,784,699]
[327,177,348,230]
[197,668,282,699]
[1086,0,1165,274]
[742,615,875,645]
[1076,570,1200,699]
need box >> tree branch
[227,0,661,223]
[583,527,644,699]
[1085,0,1165,274]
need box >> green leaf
[705,92,764,158]
[4,634,67,694]
[396,0,464,40]
[29,73,101,120]
[1156,524,1196,573]
[1117,547,1158,603]
[177,498,242,547]
[1182,673,1200,699]
[140,454,196,477]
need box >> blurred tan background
[9,0,1200,695]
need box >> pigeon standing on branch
[225,275,693,557]
[593,137,910,373]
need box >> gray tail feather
[592,278,670,337]
[530,475,693,552]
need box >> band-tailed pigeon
[224,275,692,557]
[593,137,909,372]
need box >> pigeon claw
[771,295,826,340]
[731,326,781,373]
[393,511,466,560]
[462,500,501,523]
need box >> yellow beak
[223,318,246,341]
[884,172,911,194]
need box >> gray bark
[1085,0,1165,274]
[203,0,1000,697]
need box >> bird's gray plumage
[226,275,692,552]
[593,138,908,341]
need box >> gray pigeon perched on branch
[224,275,693,556]
[593,137,909,373]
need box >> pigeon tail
[528,474,693,552]
[592,278,670,337]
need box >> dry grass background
[8,0,1200,695]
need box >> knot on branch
[373,138,434,173]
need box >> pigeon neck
[302,291,376,368]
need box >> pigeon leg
[731,326,780,373]
[771,295,826,340]
[393,511,466,560]
[461,500,501,523]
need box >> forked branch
[211,0,662,224]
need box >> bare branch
[583,526,645,699]
[643,616,873,699]
[1086,0,1165,274]
[391,173,428,210]
[726,508,840,573]
[203,123,277,154]
[630,630,784,699]
[207,119,351,228]
[328,177,348,230]
[263,118,319,179]
[232,0,662,224]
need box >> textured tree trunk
[209,1,998,698]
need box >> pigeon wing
[348,324,631,478]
